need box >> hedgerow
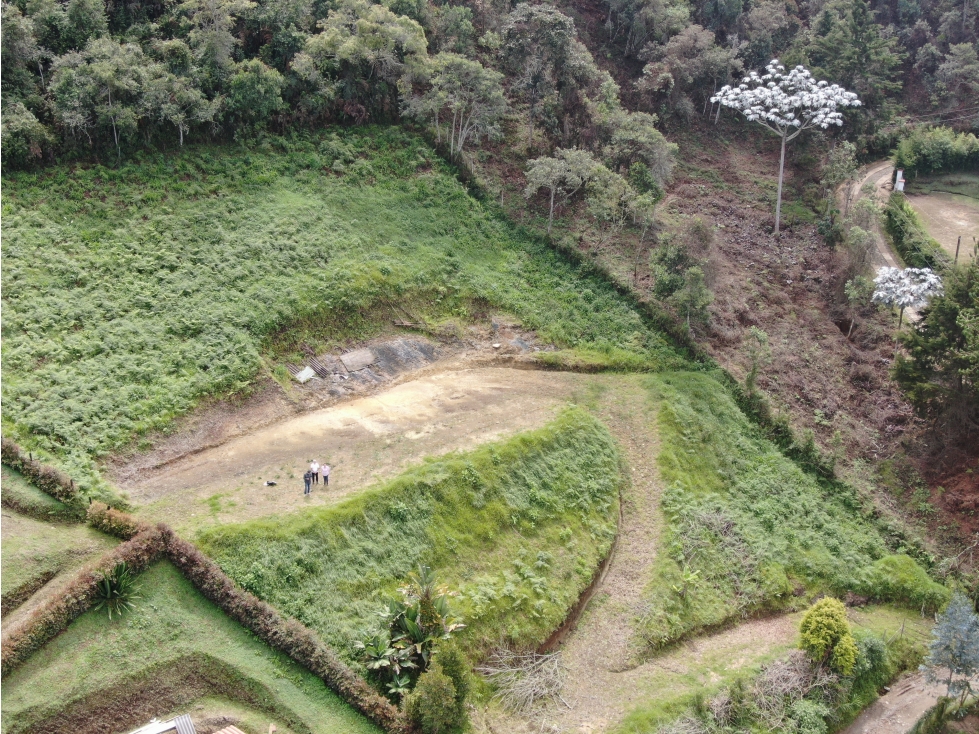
[893,127,979,179]
[197,408,620,664]
[1,437,77,504]
[0,525,166,676]
[883,192,951,270]
[1,128,680,489]
[86,501,149,539]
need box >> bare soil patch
[121,367,588,532]
[906,191,979,263]
[841,672,947,734]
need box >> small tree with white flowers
[872,266,944,327]
[711,60,861,236]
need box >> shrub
[883,192,950,270]
[87,502,148,539]
[800,598,858,675]
[404,663,465,734]
[859,554,950,612]
[93,562,141,619]
[790,699,830,734]
[893,127,979,179]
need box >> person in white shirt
[310,460,320,485]
[321,463,330,487]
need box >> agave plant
[93,561,141,619]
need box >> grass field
[197,408,620,663]
[636,371,948,648]
[1,504,116,616]
[0,465,77,520]
[1,561,380,734]
[1,127,681,491]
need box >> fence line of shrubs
[884,192,951,271]
[86,502,150,539]
[1,437,78,504]
[893,127,979,179]
[1,508,409,733]
[0,525,166,676]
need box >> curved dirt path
[841,672,947,734]
[123,367,589,531]
[848,160,901,269]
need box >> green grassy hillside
[197,408,620,662]
[1,127,681,489]
[638,371,949,648]
[1,561,380,734]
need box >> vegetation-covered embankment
[0,128,681,492]
[638,371,949,649]
[197,408,621,662]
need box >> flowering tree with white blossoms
[712,60,861,235]
[872,266,944,326]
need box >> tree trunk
[179,124,184,146]
[547,186,556,235]
[775,131,787,236]
[899,306,905,327]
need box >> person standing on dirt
[310,459,320,485]
[321,463,330,487]
[303,470,312,495]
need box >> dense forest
[2,0,977,168]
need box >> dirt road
[842,673,947,734]
[849,160,902,269]
[122,368,587,531]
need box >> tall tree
[301,0,427,120]
[179,0,256,77]
[806,0,904,114]
[501,4,599,145]
[637,24,742,119]
[711,60,861,235]
[50,38,160,158]
[404,53,506,159]
[141,71,215,145]
[922,592,979,705]
[524,148,600,234]
[1,3,43,95]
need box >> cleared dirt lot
[906,190,979,263]
[121,367,588,531]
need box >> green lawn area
[1,507,116,612]
[197,408,620,663]
[0,465,75,520]
[1,127,681,491]
[0,561,380,734]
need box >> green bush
[800,598,857,675]
[883,192,950,270]
[93,561,141,619]
[893,127,979,179]
[87,502,148,539]
[405,663,465,734]
[790,699,830,734]
[859,555,950,612]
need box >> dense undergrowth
[637,371,949,649]
[1,127,682,490]
[0,561,379,734]
[197,408,620,664]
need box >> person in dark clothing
[303,470,312,495]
